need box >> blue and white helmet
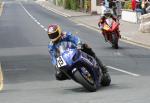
[104,9,112,17]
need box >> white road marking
[107,66,140,77]
[0,63,4,91]
[34,19,37,22]
[37,22,40,25]
[33,17,36,20]
[20,2,47,32]
[77,23,86,26]
[4,68,27,72]
[113,51,123,56]
[40,25,44,28]
[46,6,71,17]
[44,28,48,32]
[76,22,97,31]
[121,39,150,50]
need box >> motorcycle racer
[47,24,110,81]
[98,9,121,41]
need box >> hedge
[64,0,78,10]
[123,0,132,9]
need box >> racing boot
[117,29,121,38]
[55,69,69,81]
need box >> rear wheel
[74,67,97,92]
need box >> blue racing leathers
[48,32,81,66]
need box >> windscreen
[56,41,76,57]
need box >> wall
[121,10,139,23]
[91,0,97,13]
[96,6,106,14]
[139,13,150,33]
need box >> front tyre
[74,68,97,92]
[101,72,111,86]
[112,33,119,49]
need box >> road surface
[0,1,150,103]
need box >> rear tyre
[74,68,97,92]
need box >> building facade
[52,0,105,14]
[78,0,104,14]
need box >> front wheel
[112,33,119,49]
[101,72,111,86]
[73,67,97,92]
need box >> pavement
[34,1,150,48]
[0,2,4,16]
[0,2,4,91]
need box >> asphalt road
[0,1,150,103]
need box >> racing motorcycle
[55,42,111,92]
[102,18,120,49]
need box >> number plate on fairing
[56,56,67,68]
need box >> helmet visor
[48,31,59,40]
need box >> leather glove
[77,44,82,50]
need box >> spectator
[115,0,122,19]
[108,0,116,8]
[132,0,136,11]
[145,0,150,13]
[108,0,117,16]
[104,0,110,8]
[141,0,147,14]
[135,0,144,14]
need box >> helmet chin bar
[53,37,61,44]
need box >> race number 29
[56,56,66,68]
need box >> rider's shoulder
[62,31,72,38]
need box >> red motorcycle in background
[102,18,120,49]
